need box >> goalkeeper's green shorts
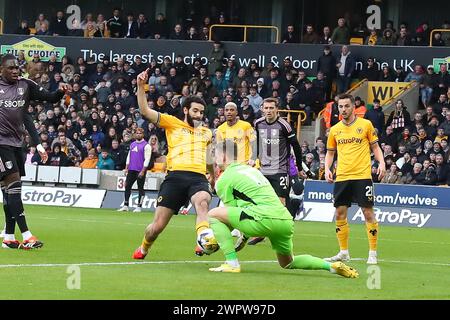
[226,206,294,255]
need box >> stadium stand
[0,6,448,188]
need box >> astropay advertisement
[300,181,450,229]
[0,186,106,208]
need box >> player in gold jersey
[216,102,256,165]
[132,69,217,259]
[324,94,386,265]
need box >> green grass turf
[0,205,449,300]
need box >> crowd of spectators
[12,8,239,42]
[314,74,450,186]
[11,9,450,46]
[7,8,450,187]
[281,19,450,47]
[14,33,450,184]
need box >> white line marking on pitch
[36,217,450,245]
[0,260,274,268]
[0,259,449,268]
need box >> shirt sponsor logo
[0,99,26,108]
[337,137,363,144]
[263,138,280,145]
[17,88,24,95]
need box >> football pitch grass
[1,205,449,300]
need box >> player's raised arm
[137,69,159,124]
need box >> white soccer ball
[197,228,219,255]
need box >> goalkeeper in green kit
[207,139,359,278]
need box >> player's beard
[186,113,203,128]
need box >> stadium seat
[59,167,82,184]
[22,164,38,182]
[144,177,161,190]
[37,165,59,183]
[29,27,36,35]
[350,37,364,45]
[81,168,101,185]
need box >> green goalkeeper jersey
[215,162,292,220]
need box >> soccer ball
[197,228,219,255]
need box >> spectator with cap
[256,77,268,98]
[364,98,384,134]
